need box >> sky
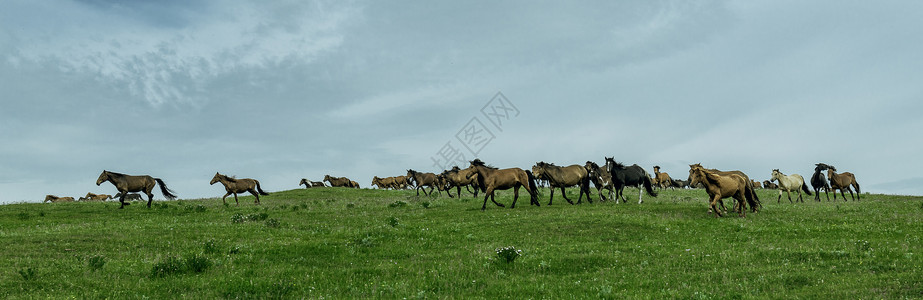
[2,0,922,204]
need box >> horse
[323,175,354,188]
[407,169,438,196]
[96,170,177,209]
[827,166,861,201]
[770,169,812,203]
[688,166,757,218]
[762,180,779,189]
[439,166,480,198]
[299,178,326,188]
[652,166,675,190]
[44,195,75,203]
[210,172,269,206]
[810,163,832,201]
[349,180,360,189]
[687,163,761,213]
[585,161,615,201]
[672,179,690,189]
[465,159,539,210]
[604,157,657,204]
[532,162,591,205]
[371,176,395,189]
[114,192,145,201]
[83,192,112,201]
[393,175,411,189]
[750,180,763,189]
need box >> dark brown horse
[653,166,675,190]
[604,157,657,204]
[827,166,861,201]
[585,161,615,202]
[465,159,539,210]
[687,163,760,212]
[811,163,832,201]
[96,170,177,209]
[762,180,779,189]
[688,165,757,218]
[210,172,269,206]
[114,192,145,201]
[324,175,354,188]
[407,169,438,196]
[439,166,480,198]
[299,178,326,188]
[532,162,591,205]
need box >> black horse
[604,157,658,204]
[811,163,832,201]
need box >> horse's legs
[637,187,643,204]
[710,195,723,217]
[733,194,747,217]
[547,187,555,205]
[511,186,519,209]
[846,186,855,201]
[118,192,127,209]
[145,192,154,208]
[233,193,240,206]
[221,192,232,205]
[560,187,575,205]
[248,189,260,204]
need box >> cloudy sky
[2,1,922,204]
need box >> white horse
[770,169,812,203]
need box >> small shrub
[185,254,211,273]
[346,203,356,209]
[265,218,281,228]
[855,240,872,252]
[228,245,243,255]
[248,212,269,221]
[17,212,29,221]
[185,204,207,213]
[421,201,431,209]
[203,240,221,255]
[495,246,522,263]
[231,213,246,224]
[87,255,106,271]
[38,211,46,217]
[387,216,400,227]
[150,257,184,278]
[389,200,408,208]
[18,267,36,281]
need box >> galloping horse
[440,166,480,198]
[532,162,591,205]
[210,172,269,206]
[114,192,145,201]
[652,166,675,190]
[393,175,411,189]
[324,175,354,188]
[770,169,812,203]
[604,157,657,204]
[585,161,615,201]
[96,170,177,209]
[299,179,326,188]
[44,195,75,203]
[810,163,832,201]
[688,163,760,212]
[688,166,757,218]
[407,169,438,196]
[371,176,395,189]
[83,192,112,201]
[827,166,861,201]
[465,159,539,210]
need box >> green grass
[1,187,921,299]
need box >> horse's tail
[854,180,861,194]
[526,170,539,199]
[642,175,658,197]
[801,181,812,195]
[256,180,270,195]
[155,178,177,200]
[744,183,759,212]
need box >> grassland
[1,187,921,299]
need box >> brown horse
[688,163,760,212]
[652,166,675,190]
[585,161,615,202]
[44,195,75,203]
[688,166,757,218]
[532,162,591,205]
[762,180,779,189]
[299,179,326,188]
[393,175,411,189]
[323,175,354,188]
[210,172,269,206]
[751,180,763,189]
[827,166,861,201]
[407,169,438,196]
[114,192,145,201]
[371,176,396,189]
[439,166,480,198]
[465,159,539,210]
[96,170,177,209]
[83,192,112,201]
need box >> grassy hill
[1,187,921,299]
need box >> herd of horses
[44,161,861,218]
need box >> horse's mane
[219,173,238,182]
[469,159,497,169]
[106,171,129,178]
[585,161,599,169]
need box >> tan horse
[439,166,480,198]
[299,179,326,188]
[688,166,757,218]
[97,170,177,209]
[532,162,591,205]
[770,169,812,203]
[371,176,396,189]
[688,163,760,213]
[465,159,539,210]
[210,172,269,206]
[114,192,145,201]
[323,175,354,188]
[652,166,675,190]
[751,180,763,189]
[585,161,615,202]
[827,167,861,201]
[393,175,411,189]
[83,192,112,201]
[407,169,438,196]
[44,195,75,203]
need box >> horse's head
[299,178,308,186]
[688,167,707,187]
[96,171,110,186]
[531,163,545,179]
[771,169,782,182]
[406,169,416,177]
[323,175,332,182]
[210,172,223,185]
[44,195,55,203]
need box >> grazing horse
[688,166,757,218]
[532,162,591,205]
[44,195,75,203]
[96,170,177,209]
[114,192,145,201]
[585,161,615,201]
[604,157,657,204]
[407,169,438,196]
[440,166,480,198]
[299,179,326,188]
[811,163,832,201]
[83,192,112,201]
[762,180,779,189]
[652,166,675,190]
[324,175,354,188]
[465,159,539,210]
[827,166,861,201]
[687,163,761,213]
[770,169,812,203]
[210,172,269,206]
